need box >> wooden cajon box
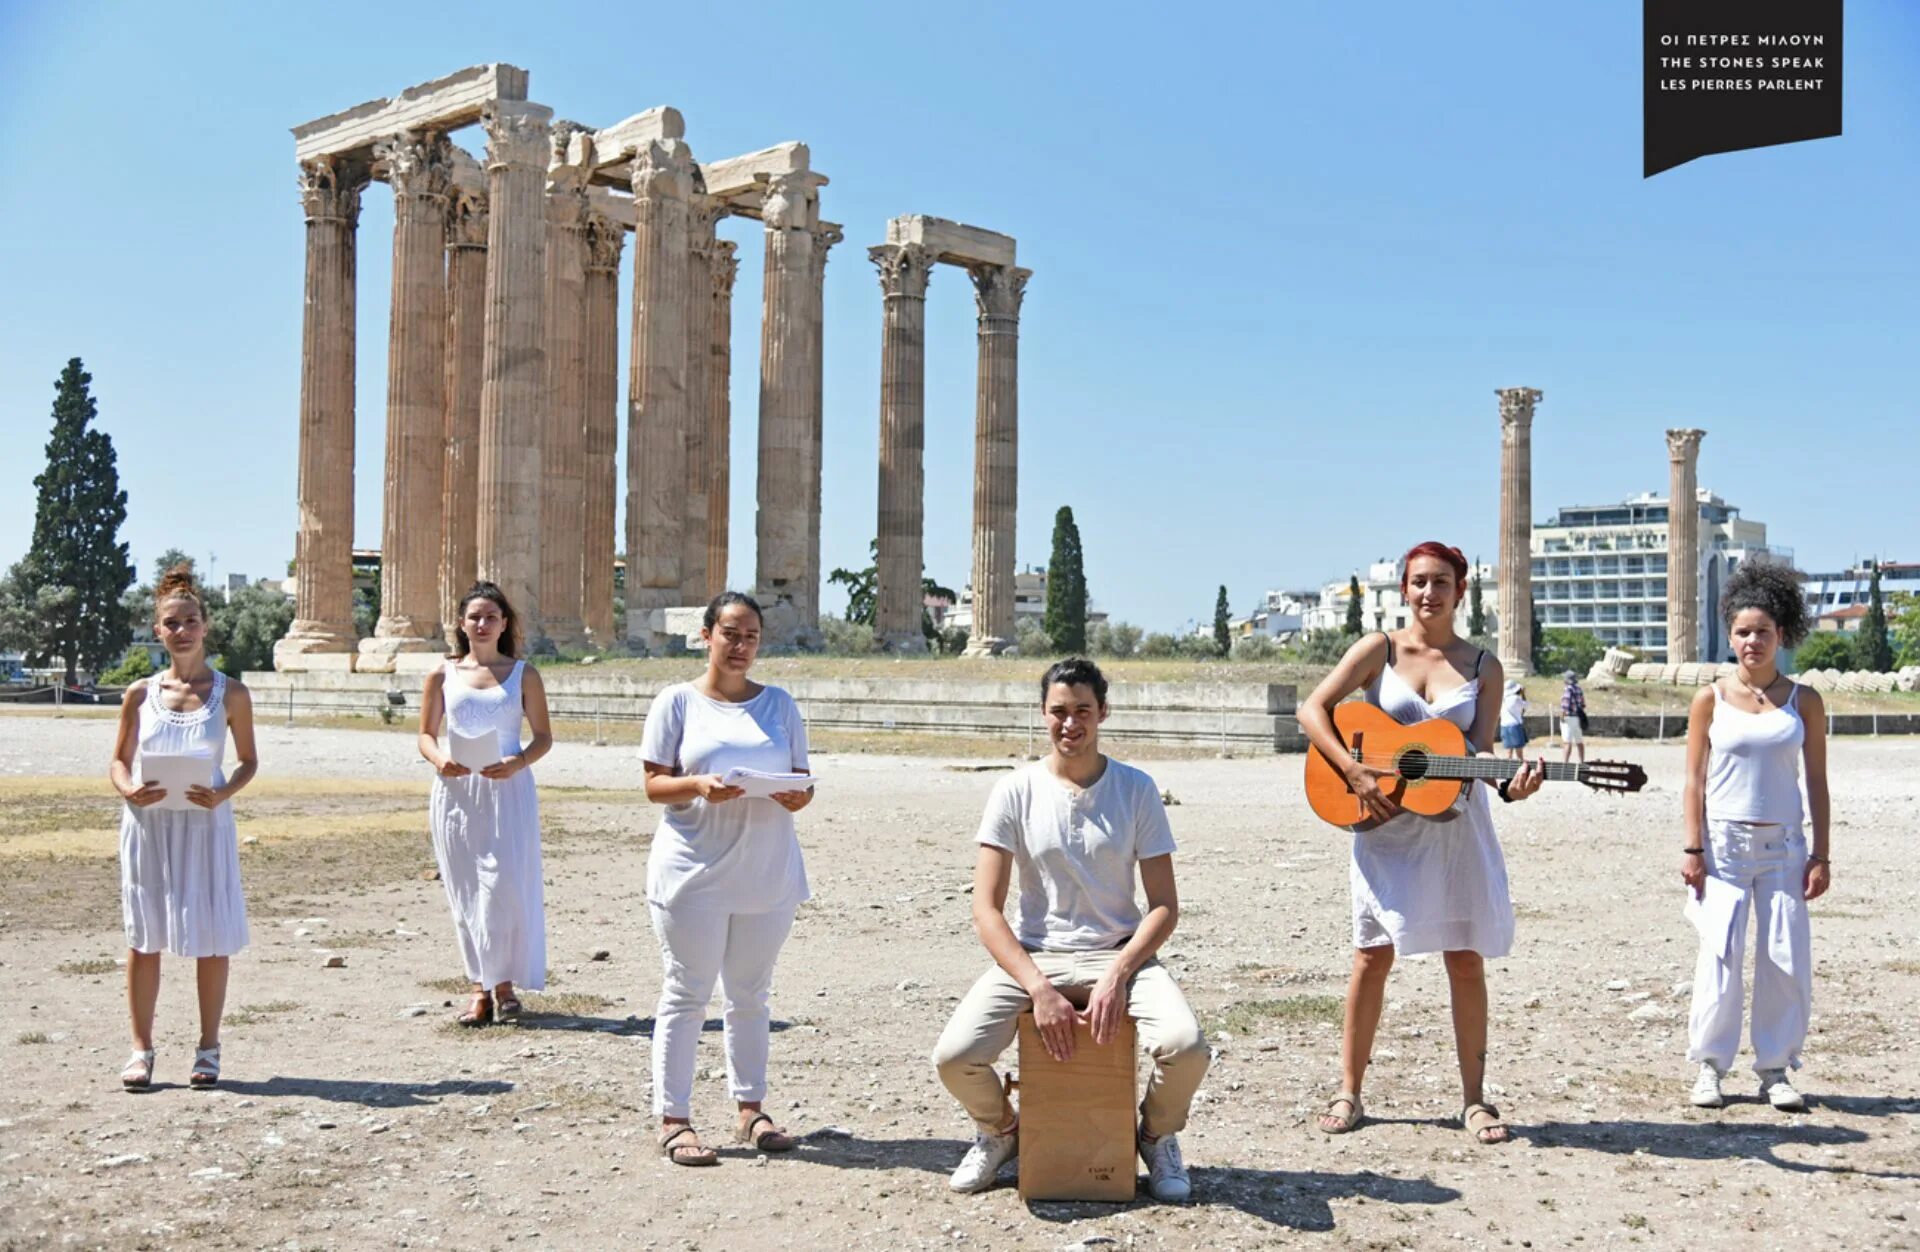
[1014,1002,1138,1202]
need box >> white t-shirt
[639,682,810,913]
[1500,693,1527,727]
[976,757,1178,952]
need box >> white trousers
[1686,821,1812,1074]
[648,903,796,1119]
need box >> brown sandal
[456,990,493,1026]
[1318,1092,1363,1134]
[659,1124,719,1166]
[1463,1102,1510,1145]
[737,1111,796,1153]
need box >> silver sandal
[190,1046,221,1089]
[121,1048,156,1090]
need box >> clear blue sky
[3,2,1915,632]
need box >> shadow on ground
[218,1076,514,1107]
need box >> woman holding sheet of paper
[640,591,815,1166]
[417,581,554,1027]
[109,565,257,1090]
[1679,559,1829,1113]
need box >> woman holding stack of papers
[416,581,554,1027]
[640,592,816,1167]
[1679,559,1830,1112]
[109,564,258,1091]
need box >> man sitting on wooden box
[932,657,1210,1201]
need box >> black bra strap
[1473,648,1486,676]
[1379,630,1395,665]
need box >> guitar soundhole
[1397,749,1430,781]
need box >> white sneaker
[1758,1068,1806,1112]
[1138,1132,1191,1203]
[948,1124,1018,1193]
[1689,1062,1725,1108]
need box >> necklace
[1736,668,1783,705]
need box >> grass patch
[17,1030,50,1044]
[56,958,119,976]
[1885,959,1920,975]
[1213,994,1344,1035]
[226,1000,300,1027]
[421,971,563,995]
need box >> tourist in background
[1297,542,1543,1145]
[1559,670,1588,763]
[640,592,814,1166]
[110,565,257,1090]
[1499,681,1529,759]
[417,581,553,1027]
[1680,560,1829,1112]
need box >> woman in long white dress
[416,581,554,1026]
[109,565,257,1090]
[1297,542,1545,1145]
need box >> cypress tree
[1043,506,1088,654]
[1213,585,1232,656]
[1858,559,1894,672]
[15,360,135,682]
[1343,574,1364,635]
[1468,560,1486,637]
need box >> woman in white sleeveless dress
[109,566,257,1090]
[417,582,554,1026]
[1298,542,1545,1145]
[1679,559,1828,1112]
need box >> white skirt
[1350,786,1515,958]
[429,772,547,990]
[120,802,251,957]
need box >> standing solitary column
[679,199,720,604]
[625,138,695,651]
[754,173,817,634]
[1495,386,1542,676]
[1666,428,1706,664]
[799,222,842,629]
[277,154,367,671]
[476,100,552,644]
[364,131,453,668]
[962,264,1030,656]
[440,187,488,646]
[869,242,934,651]
[707,240,738,600]
[538,143,591,652]
[581,212,624,644]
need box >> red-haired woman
[1297,542,1544,1145]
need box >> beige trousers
[931,951,1210,1136]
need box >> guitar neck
[1420,756,1586,784]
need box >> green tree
[1343,575,1363,635]
[1468,561,1486,637]
[828,540,879,627]
[1792,631,1856,673]
[100,645,157,687]
[1043,507,1089,655]
[1213,586,1232,657]
[1890,592,1920,668]
[151,549,196,582]
[9,360,136,681]
[210,582,296,677]
[1534,628,1604,678]
[1856,560,1894,672]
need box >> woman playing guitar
[1296,542,1545,1145]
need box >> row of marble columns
[278,108,834,670]
[869,243,1030,654]
[1493,389,1711,671]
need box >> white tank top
[1705,681,1805,827]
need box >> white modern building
[1302,558,1498,640]
[946,567,1107,635]
[1236,589,1317,642]
[1530,490,1781,663]
[1801,561,1920,626]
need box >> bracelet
[1806,854,1829,866]
[1681,847,1703,855]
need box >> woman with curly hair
[1680,559,1829,1112]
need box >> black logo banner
[1644,0,1842,177]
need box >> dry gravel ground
[0,712,1916,1251]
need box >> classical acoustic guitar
[1305,701,1647,830]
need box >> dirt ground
[1,712,1916,1251]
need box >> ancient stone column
[625,138,695,651]
[800,221,841,629]
[476,100,552,646]
[679,198,720,605]
[754,173,817,635]
[1666,428,1706,663]
[581,212,624,644]
[360,131,453,669]
[706,240,738,600]
[1496,387,1543,677]
[537,139,591,652]
[440,188,488,647]
[962,264,1030,656]
[276,155,367,670]
[869,241,935,652]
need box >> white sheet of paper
[447,729,502,771]
[720,767,818,799]
[1683,875,1745,961]
[140,752,215,812]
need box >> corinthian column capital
[374,130,453,203]
[482,100,553,171]
[969,264,1030,325]
[446,187,489,249]
[297,154,368,225]
[1665,427,1706,461]
[584,212,625,273]
[810,221,844,263]
[1496,386,1543,430]
[631,138,695,203]
[712,239,739,297]
[870,242,935,299]
[762,172,815,231]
